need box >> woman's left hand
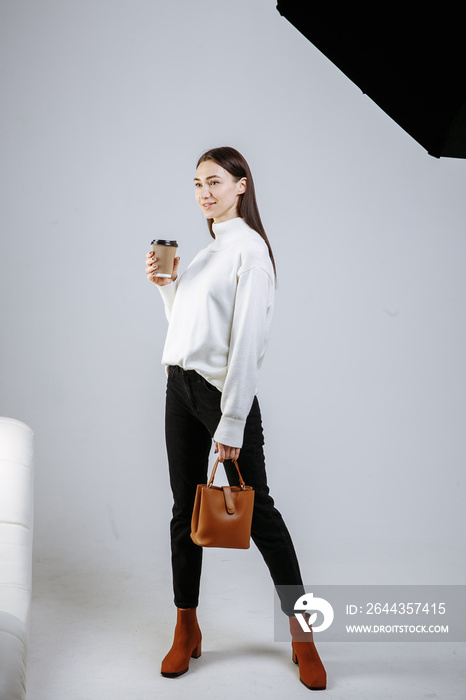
[214,442,240,462]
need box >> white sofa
[0,418,34,700]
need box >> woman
[145,146,326,690]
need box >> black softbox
[276,2,466,158]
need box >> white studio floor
[26,541,466,700]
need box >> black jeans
[165,364,305,616]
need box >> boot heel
[191,643,202,659]
[292,647,298,665]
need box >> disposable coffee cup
[151,239,178,278]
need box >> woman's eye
[210,181,218,186]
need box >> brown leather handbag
[190,458,255,549]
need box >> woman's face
[194,160,246,223]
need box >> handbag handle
[207,458,247,490]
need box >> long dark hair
[196,146,277,279]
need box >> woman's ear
[238,177,247,194]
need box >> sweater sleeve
[213,266,274,448]
[157,277,180,322]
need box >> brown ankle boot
[289,616,326,690]
[161,608,202,678]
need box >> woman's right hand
[145,251,180,286]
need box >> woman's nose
[200,184,210,198]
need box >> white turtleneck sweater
[157,216,275,448]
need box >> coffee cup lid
[151,239,178,246]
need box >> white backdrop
[1,0,465,595]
